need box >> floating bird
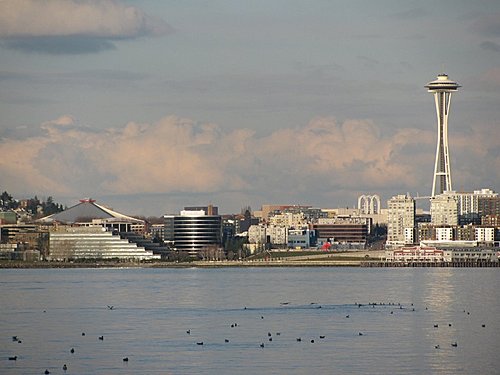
[434,345,440,349]
[268,332,272,337]
[448,323,452,327]
[45,370,50,374]
[196,342,203,345]
[390,311,394,314]
[345,315,350,318]
[225,339,229,343]
[269,337,273,342]
[70,348,74,354]
[107,305,114,310]
[296,337,302,342]
[82,332,85,336]
[276,332,281,336]
[280,302,289,305]
[434,324,439,328]
[310,339,315,343]
[451,342,458,347]
[358,332,364,336]
[8,356,17,361]
[63,364,67,371]
[123,357,129,362]
[234,323,238,327]
[99,336,104,340]
[319,335,325,339]
[467,312,470,315]
[186,329,191,334]
[260,343,265,348]
[12,336,18,341]
[17,340,22,344]
[482,324,486,328]
[231,324,234,328]
[261,316,264,319]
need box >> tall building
[386,194,415,248]
[164,209,222,257]
[425,74,461,197]
[431,192,459,226]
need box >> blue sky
[1,0,499,215]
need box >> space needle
[425,73,461,197]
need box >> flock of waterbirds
[6,301,488,373]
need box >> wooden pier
[361,260,499,268]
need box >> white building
[48,226,160,261]
[436,227,454,241]
[248,224,266,245]
[431,192,458,226]
[267,225,288,245]
[268,212,306,228]
[386,194,415,248]
[385,246,444,263]
[475,227,494,243]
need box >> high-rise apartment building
[431,192,459,226]
[386,194,415,248]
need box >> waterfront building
[425,73,460,197]
[385,246,499,264]
[37,198,146,233]
[163,209,222,257]
[385,246,445,263]
[386,194,415,248]
[313,216,369,249]
[287,228,316,249]
[443,248,499,263]
[48,226,160,261]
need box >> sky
[0,0,499,216]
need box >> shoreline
[1,259,498,269]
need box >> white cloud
[2,114,497,212]
[0,0,172,53]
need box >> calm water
[0,267,498,374]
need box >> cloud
[480,41,500,53]
[0,0,173,54]
[2,114,498,212]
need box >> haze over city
[1,0,499,216]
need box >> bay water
[1,267,498,374]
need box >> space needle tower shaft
[425,74,460,197]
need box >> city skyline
[1,1,499,216]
